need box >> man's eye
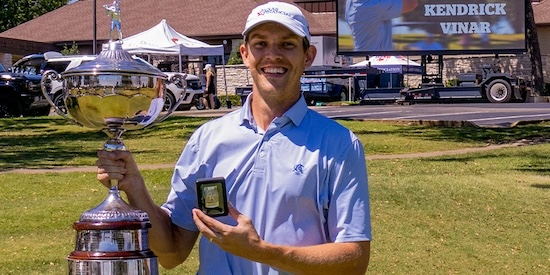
[283,42,297,49]
[253,41,267,48]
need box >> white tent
[122,19,227,101]
[122,19,223,58]
[351,56,423,74]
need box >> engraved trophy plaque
[40,2,184,274]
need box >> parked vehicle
[161,71,204,111]
[0,51,62,117]
[41,54,96,113]
[42,55,205,113]
[300,76,350,105]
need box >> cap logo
[257,7,292,19]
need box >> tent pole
[222,53,230,108]
[179,47,182,73]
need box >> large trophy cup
[40,3,183,274]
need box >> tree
[0,0,68,33]
[61,41,79,55]
[227,45,243,65]
[526,0,545,96]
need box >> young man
[96,1,372,274]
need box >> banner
[337,0,526,56]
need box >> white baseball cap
[242,1,311,42]
[204,64,212,70]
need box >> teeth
[263,67,285,74]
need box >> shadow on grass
[351,120,550,144]
[531,184,550,189]
[0,116,205,170]
[1,116,549,170]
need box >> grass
[0,116,549,274]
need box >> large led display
[337,0,526,56]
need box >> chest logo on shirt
[293,164,304,175]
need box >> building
[0,0,336,65]
[1,0,550,91]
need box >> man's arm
[193,207,370,274]
[96,150,199,269]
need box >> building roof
[534,0,550,26]
[0,0,335,45]
[1,0,548,48]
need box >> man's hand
[96,150,143,193]
[192,204,264,259]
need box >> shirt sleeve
[327,136,372,243]
[161,130,205,232]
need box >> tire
[485,79,512,103]
[339,87,348,101]
[195,96,206,110]
[53,92,67,114]
[163,91,176,111]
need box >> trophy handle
[150,73,187,125]
[40,70,83,126]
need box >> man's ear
[305,45,317,67]
[240,44,250,67]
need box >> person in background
[202,64,216,109]
[95,1,372,274]
[345,0,418,51]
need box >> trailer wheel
[486,79,512,103]
[339,87,348,101]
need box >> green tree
[227,45,243,65]
[0,0,68,33]
[61,41,79,55]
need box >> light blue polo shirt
[162,94,371,274]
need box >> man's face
[240,22,316,101]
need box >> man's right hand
[96,150,143,194]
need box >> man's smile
[262,67,288,74]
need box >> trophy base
[68,258,158,275]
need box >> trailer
[402,55,529,103]
[358,55,530,104]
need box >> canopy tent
[121,19,227,103]
[122,19,223,58]
[351,56,423,74]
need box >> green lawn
[0,116,548,274]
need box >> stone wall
[215,64,253,96]
[216,54,550,95]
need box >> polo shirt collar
[240,92,308,128]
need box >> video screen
[337,0,526,56]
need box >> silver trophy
[40,3,183,274]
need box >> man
[96,1,371,274]
[345,0,418,51]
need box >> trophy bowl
[41,41,184,275]
[41,42,184,149]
